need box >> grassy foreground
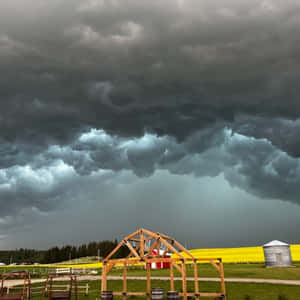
[25,279,300,300]
[109,263,300,280]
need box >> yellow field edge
[2,245,299,269]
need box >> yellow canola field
[4,245,299,269]
[291,244,300,261]
[179,244,300,264]
[182,246,264,263]
[61,244,300,267]
[52,244,300,267]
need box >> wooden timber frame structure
[101,229,226,300]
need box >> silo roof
[263,240,289,247]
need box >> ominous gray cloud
[1,0,300,145]
[1,127,300,220]
[1,0,300,247]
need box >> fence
[6,282,90,297]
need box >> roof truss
[103,228,195,263]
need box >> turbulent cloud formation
[1,127,300,220]
[1,0,300,246]
[1,0,300,144]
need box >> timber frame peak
[101,228,226,300]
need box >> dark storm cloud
[2,125,300,222]
[1,0,300,146]
[1,0,300,236]
[233,115,300,157]
[47,127,300,205]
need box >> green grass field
[2,263,300,280]
[24,279,300,300]
[109,263,300,280]
[2,264,300,299]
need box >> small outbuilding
[263,240,293,267]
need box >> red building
[151,249,171,269]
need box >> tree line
[0,239,129,264]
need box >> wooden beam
[101,263,107,291]
[170,261,174,291]
[142,229,161,239]
[219,259,226,299]
[179,292,224,297]
[104,240,125,262]
[145,239,159,257]
[124,229,141,241]
[194,262,199,294]
[101,257,184,264]
[74,275,78,300]
[23,277,26,298]
[114,292,148,296]
[156,239,161,257]
[182,262,187,300]
[172,262,182,275]
[159,237,184,259]
[209,260,220,273]
[126,244,141,259]
[128,238,141,242]
[173,240,195,259]
[155,231,173,241]
[146,262,151,300]
[106,262,116,274]
[41,276,49,300]
[125,240,140,259]
[123,263,127,300]
[140,230,144,258]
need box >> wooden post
[193,261,199,297]
[101,263,107,291]
[182,262,187,300]
[123,263,127,300]
[156,240,160,257]
[28,273,32,300]
[219,259,226,299]
[49,277,53,300]
[170,261,174,291]
[146,262,151,300]
[74,275,78,300]
[41,276,49,300]
[23,277,26,299]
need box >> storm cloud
[1,0,300,247]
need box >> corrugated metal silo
[263,240,293,267]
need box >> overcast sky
[1,0,300,250]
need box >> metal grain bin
[263,240,293,267]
